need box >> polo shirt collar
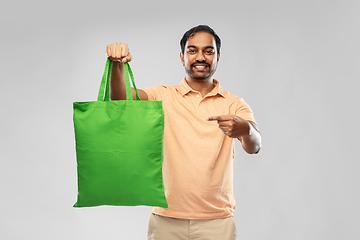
[177,78,226,98]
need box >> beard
[185,61,217,80]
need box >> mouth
[192,64,209,71]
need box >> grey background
[1,0,359,239]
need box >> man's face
[180,32,220,81]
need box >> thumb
[122,53,133,63]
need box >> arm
[207,115,262,154]
[240,121,262,154]
[106,42,148,100]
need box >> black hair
[180,25,221,55]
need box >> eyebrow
[187,45,215,50]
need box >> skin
[180,32,220,97]
[106,42,148,100]
[106,32,262,154]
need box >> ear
[217,53,220,62]
[180,52,184,66]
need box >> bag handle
[97,58,141,101]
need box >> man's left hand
[207,114,250,138]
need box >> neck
[185,76,215,97]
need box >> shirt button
[196,95,200,98]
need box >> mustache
[191,61,210,68]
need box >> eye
[187,49,196,54]
[206,49,215,55]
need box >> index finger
[206,116,219,121]
[207,115,231,121]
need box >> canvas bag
[73,59,167,208]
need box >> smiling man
[107,25,262,240]
[181,32,219,83]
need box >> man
[107,25,262,240]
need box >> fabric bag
[73,59,167,208]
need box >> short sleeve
[235,98,256,124]
[140,85,170,101]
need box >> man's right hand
[106,42,132,63]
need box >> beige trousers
[147,213,238,240]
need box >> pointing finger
[207,115,233,121]
[206,116,220,121]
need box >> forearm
[240,122,262,154]
[110,61,127,100]
[110,61,148,100]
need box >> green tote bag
[73,59,167,208]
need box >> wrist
[240,121,252,139]
[247,121,253,136]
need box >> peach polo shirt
[141,78,255,220]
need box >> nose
[195,51,205,61]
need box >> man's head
[180,25,221,81]
[180,25,221,56]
